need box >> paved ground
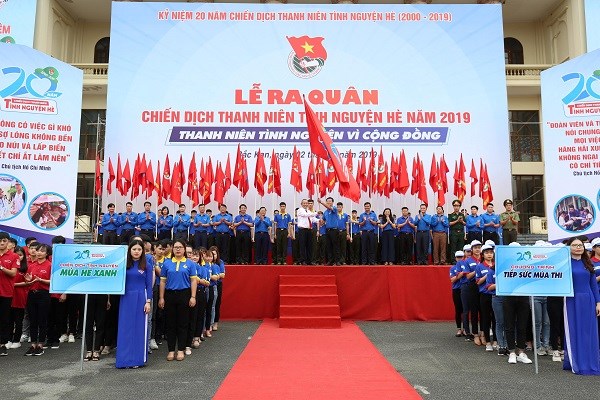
[1,321,598,400]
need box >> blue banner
[50,244,127,295]
[495,246,573,297]
[0,0,37,47]
[585,0,600,52]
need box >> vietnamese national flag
[187,152,197,199]
[290,146,303,193]
[457,155,467,202]
[368,148,376,196]
[122,159,132,196]
[410,154,419,195]
[286,35,328,61]
[139,154,148,194]
[178,155,186,196]
[479,159,484,198]
[383,161,390,198]
[429,154,438,193]
[233,144,243,189]
[268,150,282,196]
[106,157,115,195]
[389,154,397,193]
[439,155,449,194]
[214,162,225,206]
[376,146,386,195]
[453,160,459,197]
[418,158,428,206]
[469,159,478,197]
[398,150,410,195]
[131,155,140,200]
[224,153,232,194]
[170,161,182,205]
[358,152,367,192]
[146,160,154,198]
[95,155,102,197]
[240,156,249,197]
[116,155,123,195]
[203,157,214,204]
[306,157,316,197]
[481,163,494,207]
[162,155,171,200]
[254,149,267,197]
[155,160,162,203]
[316,158,327,198]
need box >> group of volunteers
[96,198,519,266]
[449,234,600,375]
[0,231,225,368]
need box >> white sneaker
[185,347,192,356]
[68,334,75,343]
[552,350,561,362]
[517,352,532,364]
[59,334,68,343]
[20,334,29,343]
[485,343,494,352]
[6,341,13,349]
[508,352,517,364]
[149,339,159,350]
[9,342,21,349]
[536,348,547,356]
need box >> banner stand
[80,294,89,371]
[530,296,538,374]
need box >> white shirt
[12,191,24,214]
[296,208,317,229]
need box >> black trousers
[361,231,376,264]
[503,229,518,245]
[165,289,191,352]
[207,233,216,249]
[349,234,360,264]
[120,229,135,244]
[399,233,414,264]
[216,233,230,263]
[236,230,251,264]
[275,229,289,264]
[214,281,223,323]
[503,295,529,351]
[547,296,564,351]
[337,231,348,264]
[483,231,499,245]
[380,230,395,263]
[104,295,119,347]
[103,230,118,245]
[292,237,299,264]
[0,296,11,345]
[255,232,269,264]
[449,232,465,263]
[452,288,463,329]
[461,282,479,335]
[195,231,208,249]
[139,229,155,240]
[66,294,84,335]
[191,287,207,337]
[415,231,430,264]
[298,228,312,264]
[325,229,339,265]
[27,290,50,344]
[85,294,108,352]
[10,307,25,343]
[466,231,482,244]
[480,293,496,343]
[311,229,318,263]
[151,286,164,340]
[47,297,66,343]
[157,230,172,241]
[173,231,189,243]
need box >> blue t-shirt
[415,213,432,231]
[475,262,492,293]
[359,211,378,232]
[485,268,497,295]
[137,211,157,230]
[466,214,483,233]
[119,212,138,230]
[274,213,292,230]
[235,214,253,231]
[337,213,349,231]
[254,216,272,233]
[157,215,173,232]
[460,257,479,284]
[349,218,360,234]
[173,213,191,232]
[213,213,233,233]
[592,258,600,293]
[160,257,197,290]
[194,213,211,233]
[481,212,499,233]
[431,215,449,233]
[397,216,415,234]
[449,263,463,290]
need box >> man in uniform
[448,200,466,264]
[500,199,520,245]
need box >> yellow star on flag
[301,42,314,54]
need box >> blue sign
[496,246,573,297]
[50,244,127,295]
[0,0,37,47]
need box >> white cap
[584,243,593,251]
[481,244,494,252]
[591,237,600,248]
[463,244,472,251]
[508,242,521,246]
[455,250,465,257]
[484,240,495,247]
[470,240,482,247]
[554,243,566,247]
[534,240,546,246]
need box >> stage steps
[279,275,341,329]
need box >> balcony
[72,63,108,94]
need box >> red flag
[202,157,214,204]
[479,159,484,198]
[187,152,197,199]
[304,100,348,186]
[306,157,316,197]
[437,182,445,207]
[470,159,478,198]
[178,155,186,196]
[316,158,327,198]
[358,152,367,192]
[224,153,232,193]
[325,160,337,192]
[146,160,154,198]
[457,155,467,202]
[95,155,102,197]
[131,155,140,200]
[418,158,428,205]
[139,154,148,194]
[481,163,494,207]
[170,161,182,205]
[439,155,449,194]
[383,161,390,198]
[268,150,282,196]
[155,160,162,203]
[116,154,123,195]
[106,157,115,195]
[162,155,171,200]
[290,146,303,193]
[389,154,397,193]
[453,160,459,197]
[214,162,225,205]
[240,156,249,197]
[410,154,419,195]
[398,150,410,195]
[122,159,132,196]
[377,146,386,194]
[233,144,243,189]
[429,153,438,193]
[286,35,328,61]
[254,149,267,197]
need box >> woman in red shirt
[8,247,29,349]
[24,244,52,356]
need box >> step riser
[279,317,342,329]
[280,305,340,317]
[280,295,339,306]
[279,285,338,295]
[280,275,336,285]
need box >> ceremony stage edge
[220,265,454,321]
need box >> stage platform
[220,265,454,321]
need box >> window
[94,37,110,63]
[512,175,545,234]
[504,37,524,64]
[79,110,106,160]
[76,173,97,218]
[509,111,541,162]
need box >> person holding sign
[476,244,496,352]
[158,240,197,362]
[23,244,52,356]
[116,240,153,368]
[563,237,600,375]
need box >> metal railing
[72,63,108,77]
[505,64,553,78]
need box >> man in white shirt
[11,182,25,215]
[297,199,317,265]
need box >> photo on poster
[28,192,70,230]
[0,174,26,220]
[554,194,595,233]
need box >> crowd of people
[95,198,520,266]
[557,204,594,232]
[0,231,225,367]
[449,236,600,375]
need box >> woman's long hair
[127,239,147,271]
[566,236,594,273]
[14,246,28,273]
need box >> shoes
[24,346,36,356]
[0,346,7,356]
[455,329,464,337]
[536,348,547,356]
[176,351,185,361]
[473,336,482,346]
[166,352,175,361]
[508,352,517,364]
[199,335,206,342]
[185,347,192,356]
[498,347,509,356]
[50,343,60,349]
[552,350,562,362]
[6,341,13,349]
[42,342,50,349]
[212,323,219,331]
[205,330,212,338]
[464,334,474,342]
[20,334,30,343]
[85,351,92,361]
[68,334,75,343]
[92,352,100,361]
[33,347,44,356]
[101,346,110,355]
[149,339,159,350]
[59,334,68,343]
[9,342,21,349]
[516,352,532,364]
[485,343,494,352]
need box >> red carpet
[213,320,421,400]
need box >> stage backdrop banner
[585,0,600,52]
[105,3,510,213]
[541,49,600,243]
[495,245,573,297]
[0,44,82,245]
[0,0,37,47]
[50,244,127,295]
